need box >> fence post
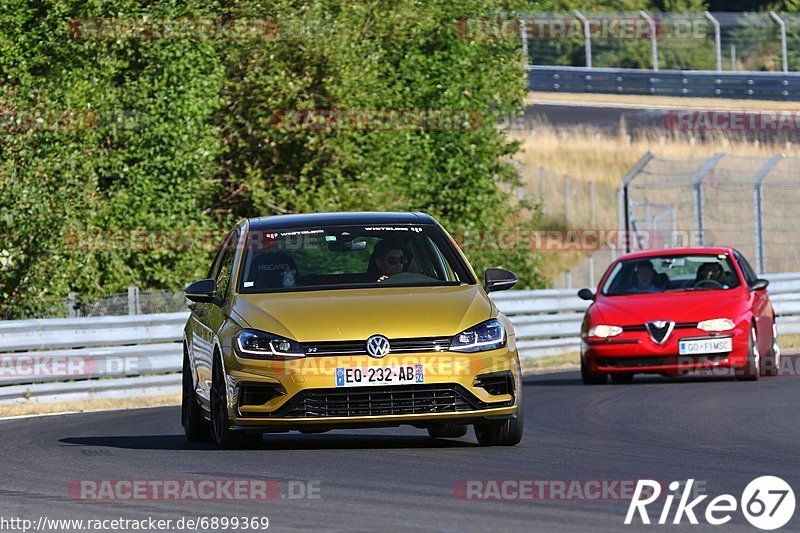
[770,12,788,73]
[692,153,726,245]
[575,11,592,68]
[128,286,141,315]
[752,154,785,274]
[620,151,656,253]
[564,175,571,227]
[67,292,78,318]
[705,12,722,72]
[640,11,658,71]
[539,166,546,218]
[519,18,529,64]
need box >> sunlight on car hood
[233,285,494,342]
[593,289,750,324]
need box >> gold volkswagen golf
[182,212,523,448]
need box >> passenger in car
[696,262,723,283]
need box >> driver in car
[629,260,660,293]
[373,240,408,282]
[696,262,722,283]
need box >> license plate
[335,364,424,387]
[678,338,733,355]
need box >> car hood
[233,285,493,341]
[592,289,750,325]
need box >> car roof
[617,246,734,261]
[247,212,437,231]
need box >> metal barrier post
[519,18,528,63]
[128,286,141,315]
[575,11,592,68]
[770,11,788,73]
[752,154,785,274]
[539,166,546,217]
[692,153,726,245]
[640,11,659,71]
[704,12,722,72]
[67,293,78,318]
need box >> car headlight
[449,319,506,353]
[697,318,735,332]
[588,325,623,338]
[235,329,305,358]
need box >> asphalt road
[1,371,799,532]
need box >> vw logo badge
[366,335,391,358]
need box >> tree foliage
[1,0,552,318]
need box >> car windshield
[237,224,475,293]
[601,254,741,296]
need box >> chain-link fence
[59,287,187,319]
[519,11,798,72]
[518,165,619,289]
[623,152,800,275]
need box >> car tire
[211,355,260,449]
[427,424,468,439]
[609,373,634,384]
[737,325,760,381]
[474,402,523,447]
[581,359,607,385]
[182,347,211,442]
[762,322,780,377]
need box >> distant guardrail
[3,273,800,404]
[527,65,800,101]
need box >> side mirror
[577,288,595,301]
[751,279,769,291]
[484,268,517,293]
[185,278,219,304]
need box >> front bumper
[581,323,750,375]
[222,341,520,429]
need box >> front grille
[258,383,511,418]
[622,322,696,332]
[304,337,451,356]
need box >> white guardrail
[3,273,800,404]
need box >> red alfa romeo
[578,247,780,384]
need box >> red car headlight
[588,325,623,338]
[697,318,735,332]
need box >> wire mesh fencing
[623,152,800,275]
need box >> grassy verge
[528,91,800,111]
[521,352,580,374]
[513,124,800,188]
[509,124,800,280]
[779,333,800,353]
[0,393,180,419]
